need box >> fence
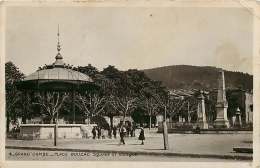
[158,122,198,130]
[157,121,253,133]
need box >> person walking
[138,126,145,145]
[92,126,96,139]
[108,127,112,139]
[113,126,117,139]
[126,126,130,137]
[97,126,101,139]
[101,128,105,139]
[119,126,126,145]
[130,125,134,137]
[132,125,136,137]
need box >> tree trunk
[149,115,152,130]
[87,117,91,124]
[109,115,113,128]
[50,117,54,124]
[122,111,126,127]
[164,106,167,121]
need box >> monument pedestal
[214,118,230,128]
[214,103,230,128]
[197,121,208,129]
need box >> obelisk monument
[197,91,208,129]
[214,69,230,128]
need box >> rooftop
[23,26,92,83]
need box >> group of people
[91,124,145,145]
[118,125,145,145]
[91,126,106,139]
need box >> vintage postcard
[0,0,259,168]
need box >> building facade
[226,89,253,125]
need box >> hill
[143,65,253,91]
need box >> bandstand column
[54,92,59,146]
[187,101,191,123]
[73,90,76,124]
[22,90,27,124]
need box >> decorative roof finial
[57,24,61,52]
[55,24,63,60]
[54,24,64,66]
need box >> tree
[5,62,25,85]
[131,106,146,124]
[145,98,158,129]
[5,61,25,132]
[168,96,198,123]
[101,67,140,125]
[73,65,116,125]
[75,92,107,123]
[101,66,132,125]
[108,70,140,125]
[109,94,137,125]
[104,68,167,127]
[146,81,169,119]
[139,80,160,129]
[103,103,120,127]
[33,92,68,124]
[152,84,199,123]
[77,64,99,80]
[19,91,35,123]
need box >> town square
[3,4,255,165]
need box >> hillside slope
[143,65,253,91]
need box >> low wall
[157,122,252,134]
[157,129,253,134]
[19,124,89,140]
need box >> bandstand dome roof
[16,27,95,91]
[24,65,93,82]
[17,55,94,91]
[23,41,93,82]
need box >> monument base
[214,119,230,128]
[197,121,208,129]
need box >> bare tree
[139,92,159,129]
[145,98,159,129]
[75,93,107,123]
[33,92,68,124]
[109,95,137,125]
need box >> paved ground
[6,130,252,161]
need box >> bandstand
[16,27,97,145]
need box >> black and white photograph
[1,1,260,167]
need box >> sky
[5,7,253,75]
